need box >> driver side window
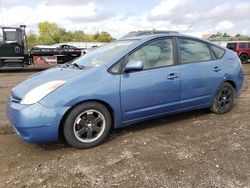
[128,38,174,70]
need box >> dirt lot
[0,65,249,188]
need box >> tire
[240,54,248,64]
[63,102,112,149]
[210,82,235,114]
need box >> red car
[226,42,250,64]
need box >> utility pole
[0,0,5,26]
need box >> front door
[120,38,181,122]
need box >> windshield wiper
[59,62,84,69]
[59,62,71,68]
[72,63,84,70]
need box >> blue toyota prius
[7,33,244,148]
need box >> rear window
[226,43,236,50]
[211,45,225,59]
[239,43,247,49]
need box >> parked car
[226,41,250,64]
[7,33,244,149]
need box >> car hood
[12,67,83,99]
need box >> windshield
[72,40,138,68]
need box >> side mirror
[124,60,143,72]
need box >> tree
[27,31,38,49]
[93,31,100,41]
[59,31,73,43]
[222,32,231,37]
[71,31,85,42]
[215,32,223,37]
[25,21,115,48]
[83,34,94,42]
[234,34,242,37]
[97,31,113,42]
[37,21,66,44]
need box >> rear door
[120,38,181,122]
[177,37,223,109]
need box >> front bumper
[7,100,69,143]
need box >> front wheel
[240,54,248,64]
[210,82,236,114]
[63,102,112,149]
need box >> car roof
[119,33,208,43]
[121,30,179,38]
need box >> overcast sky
[0,0,249,38]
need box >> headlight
[20,80,66,105]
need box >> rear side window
[178,38,212,64]
[239,43,247,49]
[248,43,250,48]
[211,45,225,59]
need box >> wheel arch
[58,99,116,141]
[224,80,236,91]
[239,52,248,57]
[210,79,237,107]
[210,80,236,114]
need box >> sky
[0,0,249,38]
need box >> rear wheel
[63,102,112,149]
[240,54,248,64]
[210,82,235,114]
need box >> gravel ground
[0,64,249,188]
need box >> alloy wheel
[217,86,233,112]
[73,110,106,143]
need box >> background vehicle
[0,25,82,68]
[0,25,30,68]
[7,33,244,149]
[31,44,82,64]
[226,41,250,64]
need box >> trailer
[31,44,83,65]
[0,25,82,68]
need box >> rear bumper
[7,100,69,143]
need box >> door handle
[213,66,221,72]
[167,73,178,80]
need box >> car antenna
[184,13,201,34]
